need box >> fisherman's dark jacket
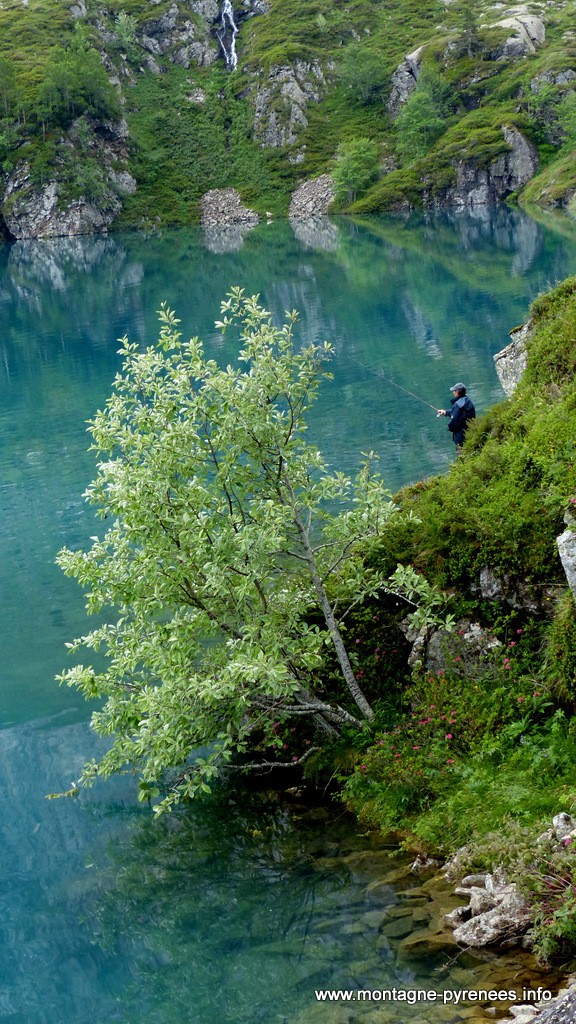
[447,395,475,445]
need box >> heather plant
[344,631,553,830]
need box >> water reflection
[2,210,576,1022]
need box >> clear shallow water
[2,208,576,1023]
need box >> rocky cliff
[1,0,575,235]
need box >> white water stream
[217,0,238,69]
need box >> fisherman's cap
[449,382,466,392]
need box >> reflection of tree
[81,794,397,1024]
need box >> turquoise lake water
[2,208,576,1023]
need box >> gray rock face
[253,61,325,148]
[441,126,539,209]
[477,566,556,613]
[139,0,219,67]
[401,616,501,673]
[556,525,576,602]
[494,320,531,395]
[1,119,135,240]
[532,989,576,1024]
[387,47,422,118]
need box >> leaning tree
[58,290,444,811]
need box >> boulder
[552,812,576,841]
[453,887,532,947]
[490,10,546,60]
[557,525,576,604]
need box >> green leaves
[58,290,433,809]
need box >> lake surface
[2,207,576,1023]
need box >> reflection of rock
[202,222,257,253]
[494,321,530,395]
[8,236,122,291]
[290,217,339,252]
[401,297,441,358]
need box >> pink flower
[563,837,572,847]
[508,641,516,647]
[516,629,523,634]
[445,733,453,740]
[517,696,525,702]
[533,692,541,697]
[447,759,454,764]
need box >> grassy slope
[340,276,576,868]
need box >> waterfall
[216,0,238,70]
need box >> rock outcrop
[401,617,501,673]
[252,61,326,154]
[138,0,220,67]
[490,9,546,60]
[387,47,423,118]
[440,126,539,209]
[2,120,135,240]
[557,514,576,602]
[494,320,531,395]
[450,869,533,948]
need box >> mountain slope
[0,0,575,236]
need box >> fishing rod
[374,368,440,412]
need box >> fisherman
[437,382,475,450]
